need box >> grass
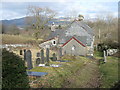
[99,56,119,88]
[62,59,99,88]
[28,55,101,88]
[94,51,103,59]
[28,55,92,88]
[94,51,119,88]
[1,34,43,44]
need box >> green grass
[28,55,91,88]
[62,59,99,88]
[1,34,43,44]
[94,51,103,59]
[99,56,119,88]
[94,51,119,88]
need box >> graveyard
[1,1,119,89]
[1,20,119,88]
[1,19,119,88]
[2,43,118,88]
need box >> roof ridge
[62,36,86,47]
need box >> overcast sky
[0,0,119,20]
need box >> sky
[0,0,119,20]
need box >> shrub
[2,49,30,88]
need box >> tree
[87,13,118,48]
[1,23,8,34]
[8,24,20,35]
[65,9,78,20]
[2,49,29,88]
[26,5,56,40]
[1,23,5,34]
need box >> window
[53,41,55,44]
[72,45,76,51]
[53,40,56,45]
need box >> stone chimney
[76,14,84,21]
[51,22,56,32]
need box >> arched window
[72,45,76,51]
[53,41,56,44]
[52,40,56,45]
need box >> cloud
[57,1,118,18]
[0,1,118,20]
[2,10,26,20]
[1,0,120,2]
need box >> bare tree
[64,8,78,21]
[26,5,56,40]
[89,13,118,46]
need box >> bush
[2,49,30,88]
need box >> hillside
[1,17,26,28]
[1,17,71,28]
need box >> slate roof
[47,20,94,46]
[75,21,94,36]
[47,29,65,40]
[65,21,93,38]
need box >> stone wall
[62,39,87,56]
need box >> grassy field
[2,33,118,88]
[28,51,119,88]
[1,34,43,44]
[28,55,85,88]
[28,55,100,88]
[99,56,119,88]
[94,51,119,88]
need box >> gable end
[62,37,86,47]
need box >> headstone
[24,49,26,61]
[58,47,62,58]
[46,48,49,65]
[106,50,108,56]
[104,50,107,63]
[20,50,22,55]
[53,53,57,61]
[41,49,44,64]
[26,50,33,69]
[64,51,66,55]
[36,58,40,66]
[36,52,40,57]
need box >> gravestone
[53,53,57,61]
[64,51,66,55]
[58,47,62,59]
[104,50,107,63]
[106,50,108,56]
[36,52,40,57]
[20,50,22,55]
[46,48,49,65]
[26,50,33,69]
[36,58,40,66]
[41,49,44,64]
[24,49,26,61]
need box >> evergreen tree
[2,49,30,88]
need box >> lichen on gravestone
[26,50,33,69]
[36,58,40,66]
[24,49,26,61]
[41,49,45,64]
[46,48,50,65]
[52,53,57,61]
